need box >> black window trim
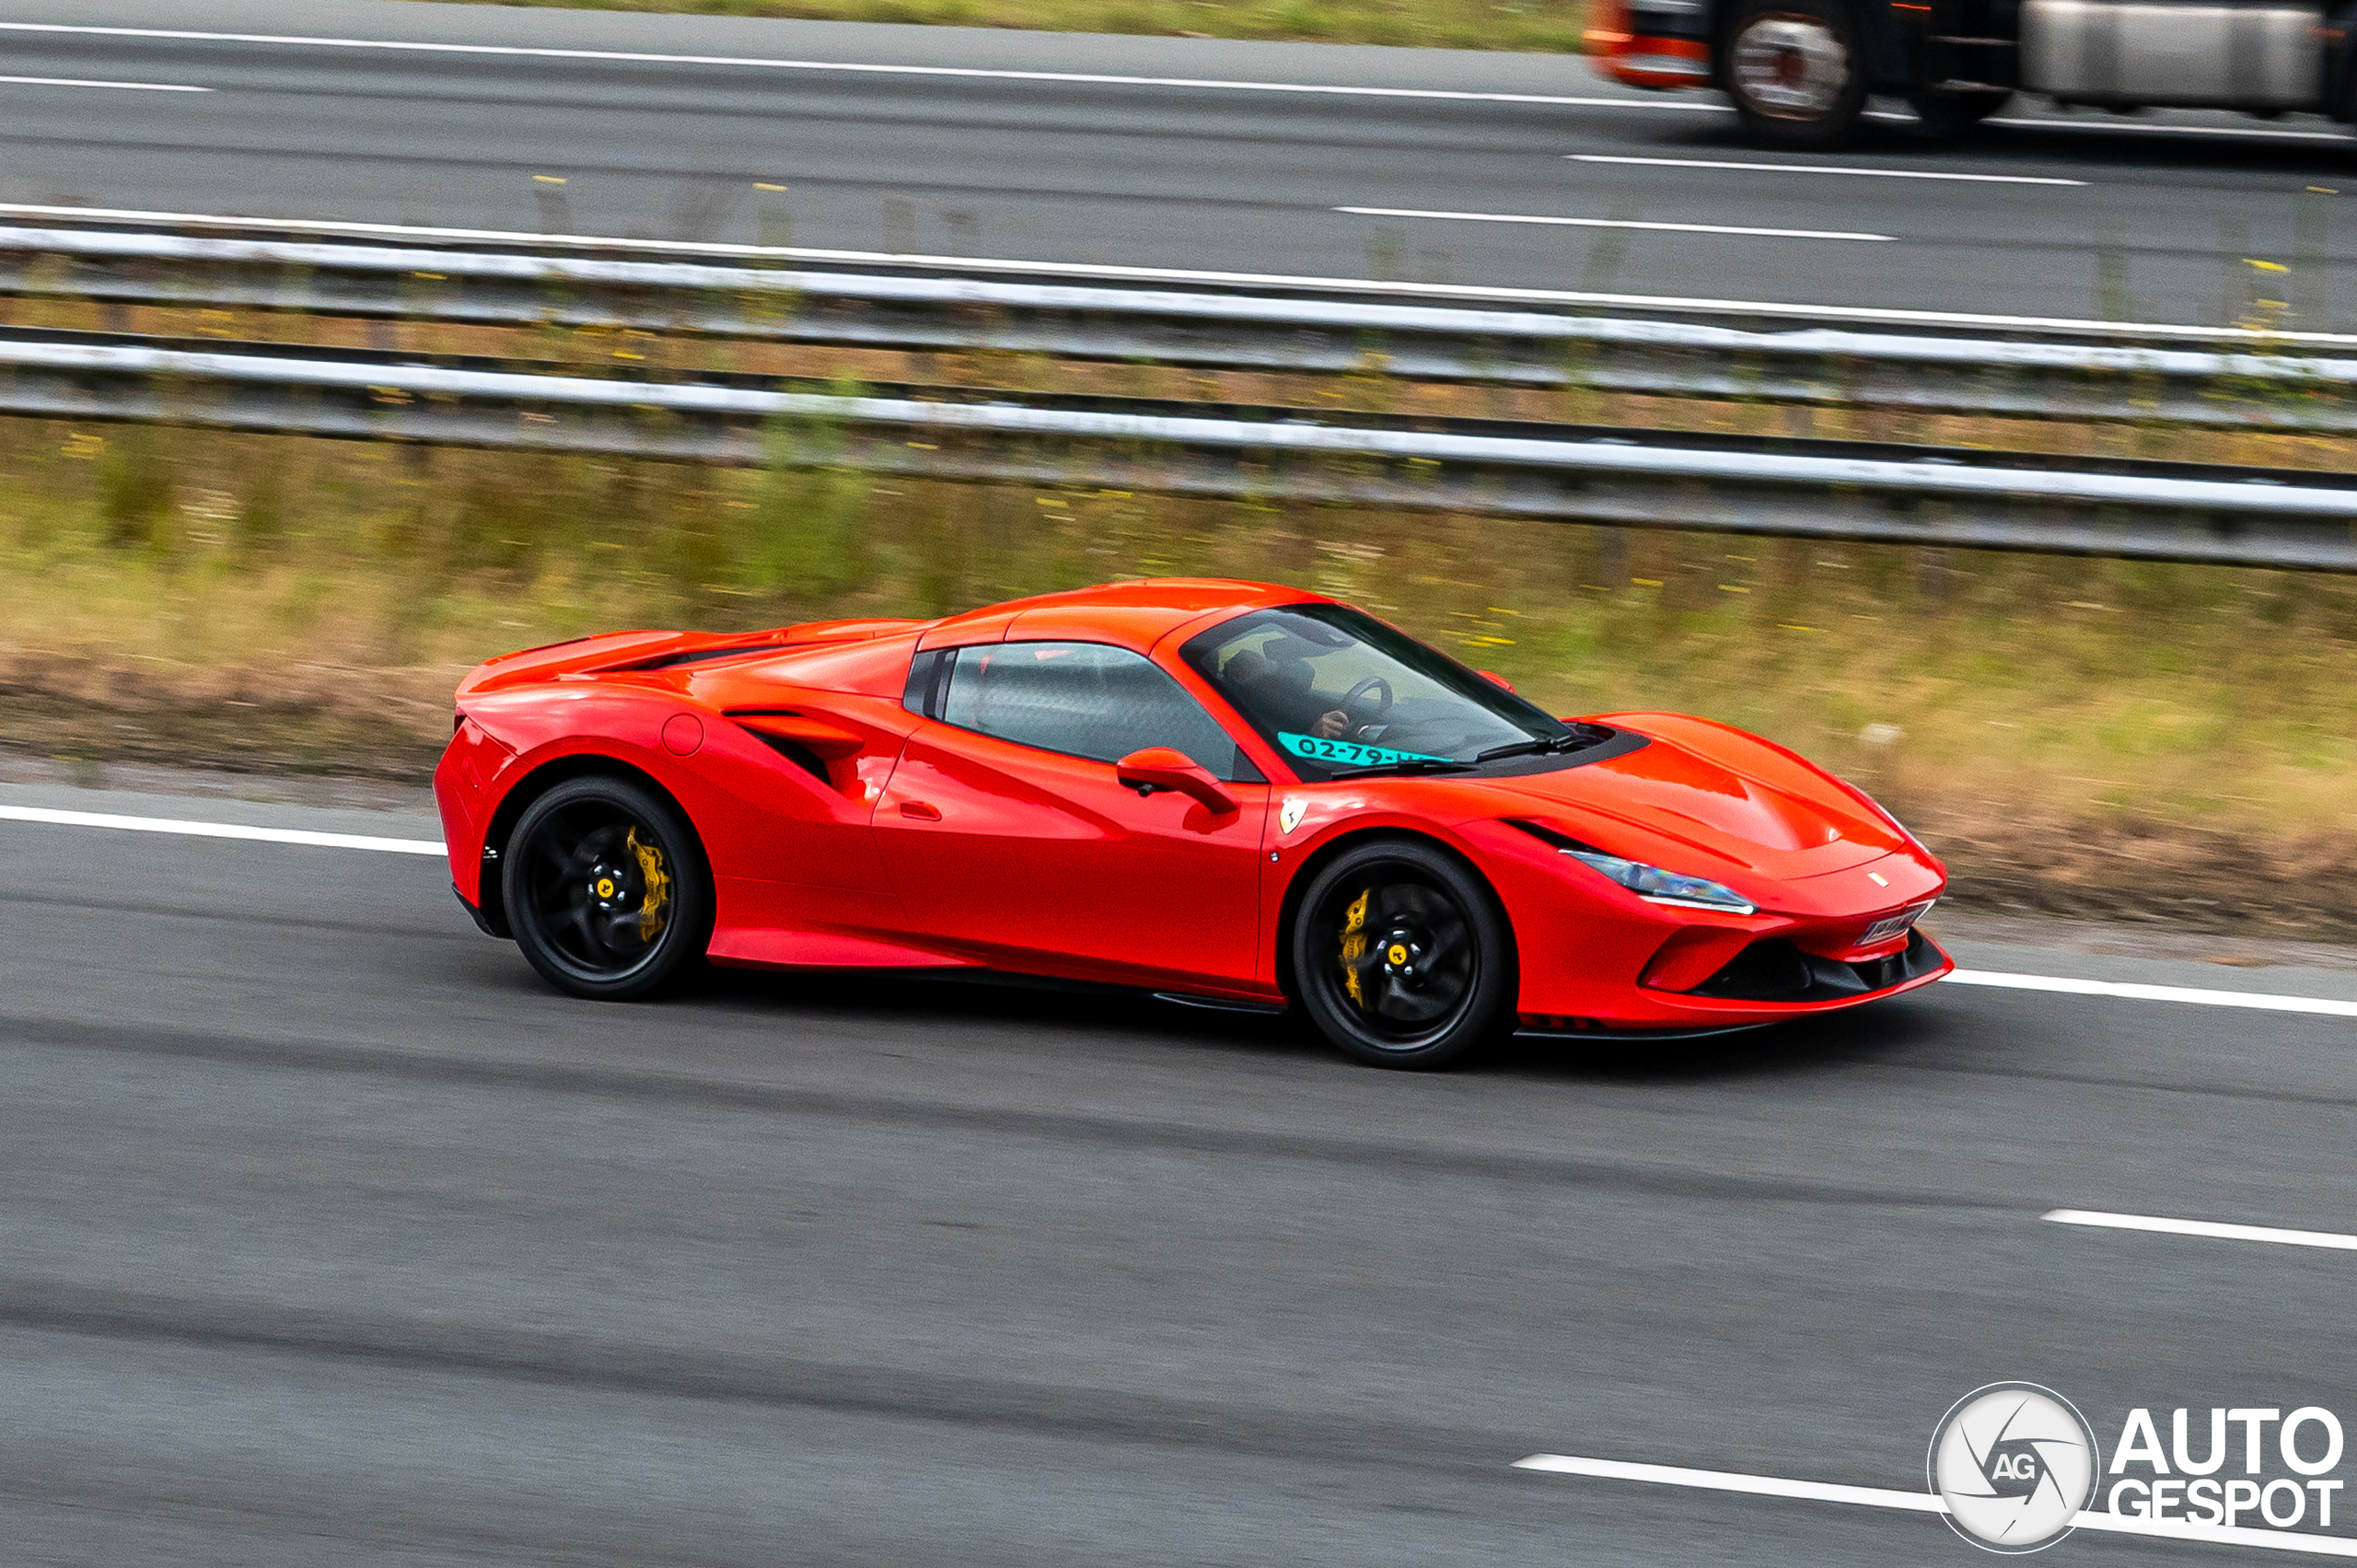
[901,646,955,721]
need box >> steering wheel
[1341,675,1395,722]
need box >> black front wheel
[1720,0,1868,149]
[1291,839,1516,1069]
[503,775,712,1000]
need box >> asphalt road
[3,776,2356,1563]
[0,0,2351,325]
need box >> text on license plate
[1859,900,1934,947]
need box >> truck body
[1585,0,2355,145]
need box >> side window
[940,642,1249,780]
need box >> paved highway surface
[3,775,2355,1562]
[0,0,2349,326]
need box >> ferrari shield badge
[1279,796,1308,835]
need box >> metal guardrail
[4,226,2356,434]
[15,201,2357,343]
[10,334,2355,572]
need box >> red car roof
[921,578,1318,653]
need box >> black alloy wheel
[1291,838,1516,1069]
[503,775,712,1000]
[1720,0,1868,149]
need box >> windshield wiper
[1325,757,1480,780]
[1474,729,1602,765]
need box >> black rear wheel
[504,775,711,1000]
[1291,839,1515,1069]
[1720,0,1867,149]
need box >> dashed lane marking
[1334,206,1896,241]
[2046,1209,2357,1250]
[0,75,209,91]
[1569,154,2085,185]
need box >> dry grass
[400,0,1590,52]
[3,414,2355,933]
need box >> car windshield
[1180,603,1579,779]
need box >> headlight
[1563,847,1755,915]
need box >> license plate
[1859,900,1934,947]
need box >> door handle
[898,800,942,820]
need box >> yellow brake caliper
[627,827,671,942]
[1339,889,1371,1011]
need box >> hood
[1471,712,1912,881]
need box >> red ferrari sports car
[436,578,1949,1067]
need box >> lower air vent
[1690,930,1942,1002]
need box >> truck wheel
[1910,87,2010,139]
[1720,0,1867,149]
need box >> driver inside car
[1218,648,1355,740]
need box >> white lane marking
[2046,1209,2357,1251]
[1568,154,2085,186]
[1945,968,2357,1018]
[1515,1454,1945,1513]
[0,22,1724,108]
[1515,1453,2357,1556]
[0,200,2345,346]
[1994,116,2351,144]
[0,75,209,92]
[1335,206,1895,241]
[0,804,445,855]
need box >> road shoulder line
[0,803,444,855]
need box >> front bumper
[452,881,508,939]
[1464,819,1952,1032]
[1519,931,1953,1036]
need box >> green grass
[4,415,2357,933]
[400,0,1593,52]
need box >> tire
[1719,0,1867,150]
[502,774,713,1001]
[1289,838,1516,1070]
[1909,87,2009,139]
